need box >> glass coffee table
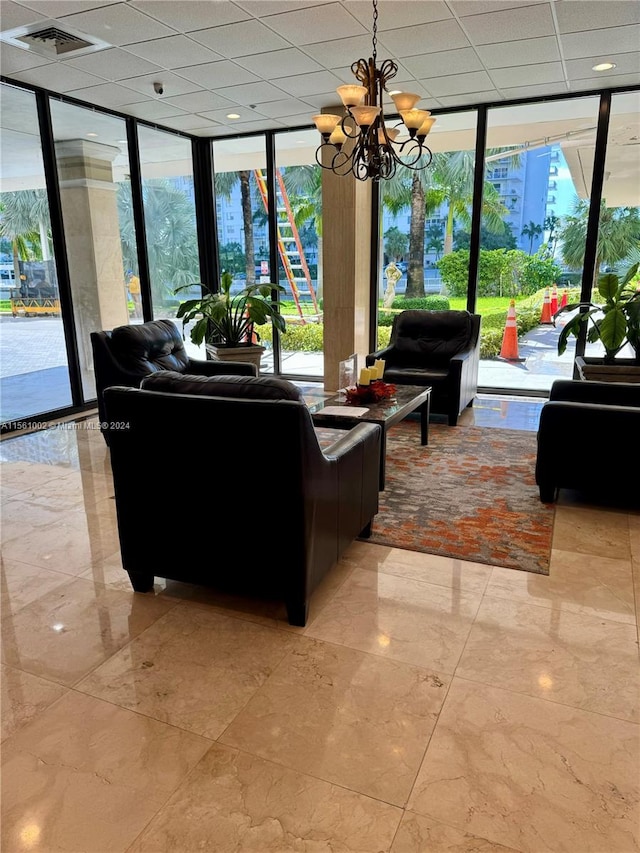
[308,384,431,490]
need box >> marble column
[320,118,373,392]
[55,139,128,392]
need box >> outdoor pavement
[0,310,591,424]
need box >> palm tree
[560,198,640,289]
[280,165,323,298]
[543,213,560,256]
[384,225,408,263]
[425,222,444,260]
[0,189,51,284]
[215,170,256,286]
[522,220,543,254]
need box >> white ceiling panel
[122,100,189,121]
[378,19,470,57]
[235,48,322,78]
[476,35,560,69]
[343,0,452,29]
[437,89,502,107]
[0,1,47,30]
[198,107,268,123]
[57,4,175,46]
[403,47,483,79]
[0,42,54,74]
[555,0,640,34]
[160,114,219,130]
[119,71,204,98]
[271,69,343,97]
[450,1,537,15]
[560,25,640,61]
[66,47,162,81]
[64,81,150,107]
[214,80,290,105]
[236,0,332,13]
[122,35,223,68]
[566,54,640,82]
[172,60,259,89]
[129,0,250,32]
[14,63,106,92]
[491,61,564,89]
[302,34,378,68]
[427,70,495,97]
[262,3,366,45]
[160,90,235,112]
[203,117,283,133]
[238,97,312,118]
[570,72,640,92]
[499,81,571,101]
[461,4,555,44]
[18,0,120,15]
[188,19,292,57]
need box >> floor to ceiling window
[50,100,137,401]
[137,126,200,329]
[0,83,72,424]
[378,110,478,347]
[274,127,323,379]
[479,95,600,392]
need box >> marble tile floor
[1,404,639,853]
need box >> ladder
[254,169,320,324]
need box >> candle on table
[358,368,372,386]
[374,359,385,379]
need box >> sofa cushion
[141,371,303,401]
[393,310,473,366]
[109,319,189,375]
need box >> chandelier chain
[372,0,378,64]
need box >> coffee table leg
[420,396,431,445]
[379,431,386,490]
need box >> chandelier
[312,0,435,181]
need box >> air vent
[0,20,111,59]
[17,27,93,56]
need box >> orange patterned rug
[365,421,553,574]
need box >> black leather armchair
[536,379,640,503]
[367,310,481,426]
[103,372,381,626]
[90,319,256,442]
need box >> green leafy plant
[175,271,286,347]
[555,263,640,364]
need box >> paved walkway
[0,311,607,424]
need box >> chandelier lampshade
[312,0,435,181]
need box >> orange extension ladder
[254,169,320,324]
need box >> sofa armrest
[549,379,640,407]
[366,346,395,366]
[186,358,257,377]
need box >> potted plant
[176,272,287,371]
[555,262,640,381]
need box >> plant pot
[575,355,640,383]
[206,342,265,372]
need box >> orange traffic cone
[559,289,568,309]
[550,284,558,316]
[499,299,524,361]
[540,287,552,324]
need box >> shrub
[390,295,450,311]
[480,329,503,358]
[376,326,391,349]
[378,311,395,326]
[257,321,324,352]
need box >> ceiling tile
[121,100,188,121]
[122,35,222,68]
[499,81,571,100]
[300,92,350,110]
[555,0,640,34]
[12,63,106,92]
[0,42,54,74]
[236,0,332,13]
[235,48,322,78]
[261,3,367,45]
[476,35,560,69]
[560,25,640,60]
[0,1,47,29]
[243,97,312,118]
[128,0,250,32]
[66,47,162,81]
[569,72,640,92]
[64,81,149,106]
[490,61,565,89]
[343,0,453,29]
[198,107,266,122]
[436,89,502,107]
[159,114,218,130]
[461,4,555,45]
[426,70,495,97]
[171,60,258,89]
[160,90,235,112]
[276,113,317,127]
[301,34,376,69]
[56,4,173,47]
[566,54,640,82]
[403,47,483,79]
[18,0,120,16]
[270,69,343,97]
[215,80,295,105]
[377,19,470,57]
[188,19,292,57]
[203,117,283,133]
[450,1,538,14]
[119,71,204,98]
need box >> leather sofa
[103,372,381,626]
[366,310,481,425]
[90,319,256,443]
[536,379,640,503]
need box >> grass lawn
[448,296,515,314]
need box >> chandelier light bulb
[378,126,400,143]
[391,92,421,111]
[400,109,431,130]
[350,105,381,127]
[336,84,368,107]
[329,125,347,146]
[313,113,341,137]
[417,116,436,137]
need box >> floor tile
[1,691,210,853]
[408,679,640,853]
[1,576,175,686]
[1,664,68,742]
[1,556,71,618]
[391,812,522,852]
[341,541,492,594]
[129,742,402,852]
[220,638,449,806]
[485,548,635,625]
[77,605,303,739]
[457,596,639,722]
[552,505,631,560]
[306,568,481,672]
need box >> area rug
[318,421,554,574]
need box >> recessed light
[117,139,127,144]
[86,132,98,137]
[226,113,241,119]
[592,62,616,71]
[388,90,401,96]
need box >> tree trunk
[443,205,455,256]
[240,171,255,286]
[406,173,425,299]
[12,242,21,292]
